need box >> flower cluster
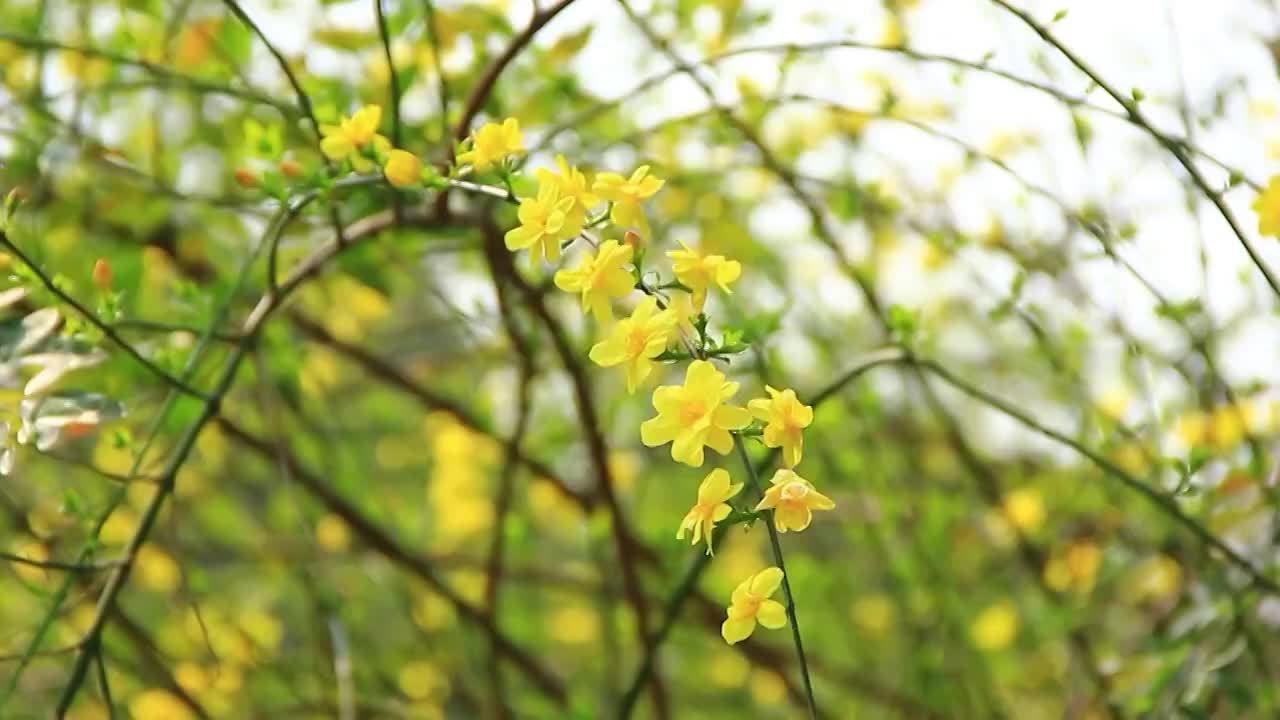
[299,111,840,650]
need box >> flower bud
[233,167,260,188]
[383,149,424,188]
[278,158,303,179]
[92,258,112,291]
[624,229,644,252]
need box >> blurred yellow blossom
[677,468,743,554]
[588,296,677,393]
[593,165,664,237]
[1002,487,1045,533]
[1131,554,1183,602]
[130,689,195,720]
[667,242,741,312]
[1044,540,1102,594]
[315,513,351,553]
[549,604,599,644]
[458,118,523,171]
[971,602,1019,651]
[553,239,634,324]
[135,544,180,593]
[1252,175,1280,237]
[748,386,814,468]
[640,360,751,467]
[721,567,788,644]
[398,660,451,700]
[851,594,897,636]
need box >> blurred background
[3,0,1280,717]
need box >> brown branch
[287,311,592,511]
[481,219,669,718]
[214,416,568,705]
[448,0,578,162]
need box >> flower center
[626,328,649,356]
[780,481,809,502]
[681,399,707,426]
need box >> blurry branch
[619,347,904,718]
[913,379,1119,716]
[113,319,244,343]
[114,609,212,720]
[482,219,671,717]
[0,32,300,116]
[483,237,540,715]
[421,0,451,146]
[447,0,579,164]
[51,208,450,712]
[0,229,209,401]
[533,39,1257,191]
[917,357,1279,594]
[220,0,349,246]
[0,552,120,572]
[989,0,1280,299]
[214,416,569,705]
[374,0,403,223]
[287,311,592,510]
[219,0,321,137]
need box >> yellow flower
[667,241,742,312]
[721,567,788,644]
[1002,487,1044,533]
[592,165,664,236]
[588,296,678,393]
[536,154,599,221]
[1253,175,1280,237]
[754,468,834,533]
[458,117,524,171]
[384,149,423,187]
[553,240,635,324]
[320,105,392,172]
[748,386,814,468]
[970,602,1019,651]
[640,360,751,467]
[130,689,195,720]
[677,468,743,555]
[504,183,583,265]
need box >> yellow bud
[383,149,423,188]
[92,258,112,291]
[624,229,644,252]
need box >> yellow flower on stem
[553,240,635,324]
[667,242,741,312]
[1253,175,1280,237]
[754,469,834,533]
[593,165,664,237]
[721,567,788,644]
[588,296,677,393]
[748,386,814,468]
[677,468,742,555]
[640,360,751,467]
[537,154,599,220]
[320,105,391,172]
[458,117,524,172]
[383,149,423,188]
[504,183,583,265]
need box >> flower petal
[756,600,788,629]
[721,616,756,645]
[749,567,784,597]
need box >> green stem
[734,435,818,719]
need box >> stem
[734,435,818,720]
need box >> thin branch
[0,552,121,572]
[917,356,1279,594]
[448,0,579,162]
[988,0,1280,299]
[0,230,208,401]
[734,436,818,719]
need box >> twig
[734,436,818,719]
